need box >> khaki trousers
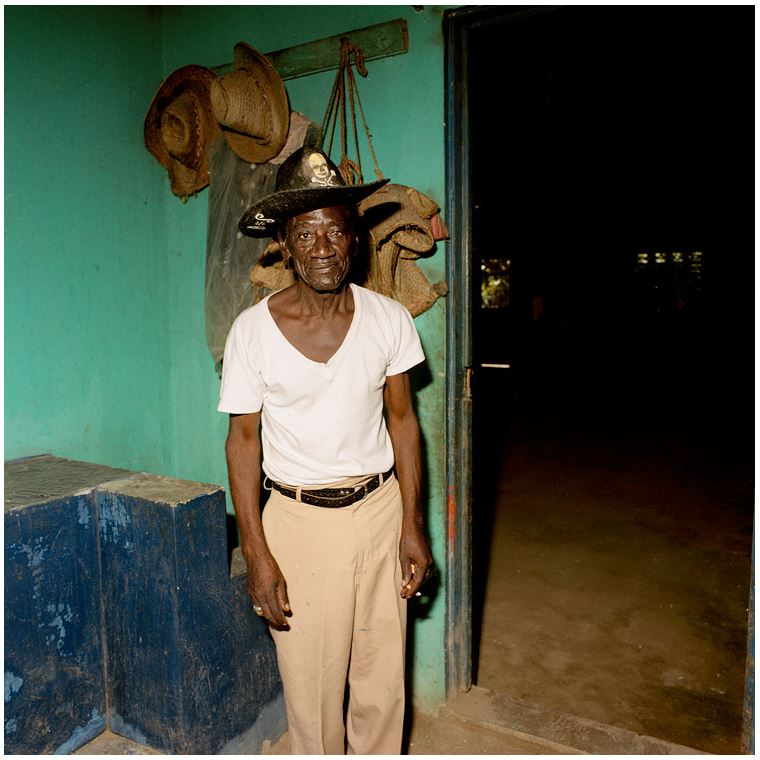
[262,474,407,755]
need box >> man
[218,147,432,754]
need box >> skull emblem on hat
[308,152,337,186]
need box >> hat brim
[221,119,290,165]
[239,178,390,237]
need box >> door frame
[444,14,755,748]
[443,4,559,698]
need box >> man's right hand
[247,549,291,628]
[226,412,291,629]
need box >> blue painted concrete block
[4,455,131,754]
[176,512,283,753]
[5,457,284,755]
[97,487,187,750]
[96,475,282,753]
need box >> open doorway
[446,6,753,753]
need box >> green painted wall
[5,6,171,472]
[5,5,449,710]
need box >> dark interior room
[468,6,753,754]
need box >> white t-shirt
[218,283,425,485]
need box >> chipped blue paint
[98,496,130,542]
[5,489,105,754]
[77,501,91,526]
[4,672,23,702]
[108,713,150,747]
[8,536,51,600]
[53,708,105,755]
[9,537,49,568]
[45,603,74,655]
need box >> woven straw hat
[239,146,389,237]
[211,42,290,164]
[144,65,220,199]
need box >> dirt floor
[76,715,578,756]
[262,709,578,755]
[471,380,753,755]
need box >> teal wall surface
[5,5,448,709]
[5,6,171,472]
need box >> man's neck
[291,280,353,318]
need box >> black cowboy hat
[239,146,389,237]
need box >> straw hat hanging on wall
[210,42,290,164]
[144,65,221,199]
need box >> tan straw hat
[211,42,290,164]
[144,65,220,199]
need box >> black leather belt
[266,467,394,508]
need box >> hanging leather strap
[319,37,384,186]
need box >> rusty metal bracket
[212,18,409,81]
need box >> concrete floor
[471,379,753,754]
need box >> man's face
[280,205,357,293]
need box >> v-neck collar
[264,283,361,367]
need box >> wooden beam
[212,18,409,80]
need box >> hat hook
[340,36,368,78]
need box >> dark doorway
[450,5,753,753]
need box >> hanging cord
[319,37,384,185]
[344,41,383,182]
[320,59,342,158]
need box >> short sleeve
[217,314,265,414]
[386,303,425,376]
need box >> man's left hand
[399,524,433,599]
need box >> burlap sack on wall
[358,183,449,317]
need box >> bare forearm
[389,413,424,528]
[384,372,433,597]
[225,427,267,562]
[225,413,291,626]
